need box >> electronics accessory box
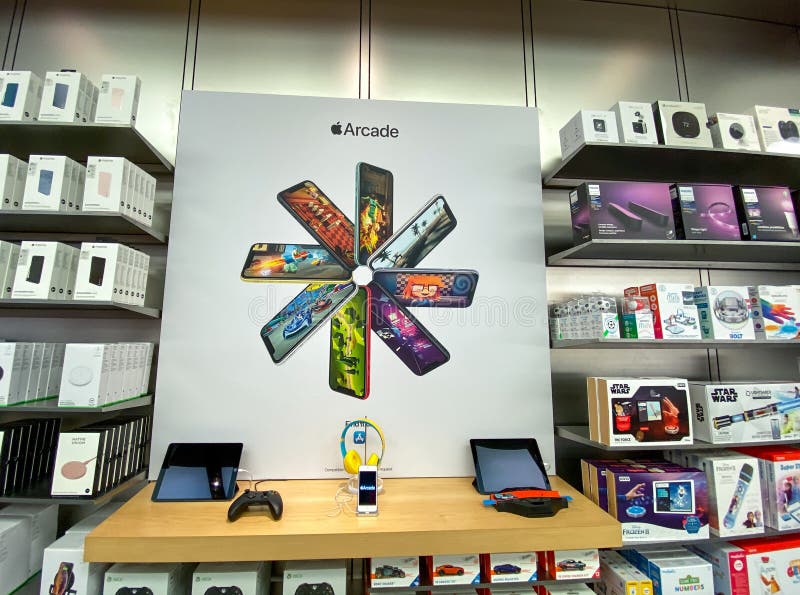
[733,185,799,242]
[559,109,619,158]
[105,562,193,595]
[610,101,658,145]
[94,74,141,125]
[669,183,741,241]
[748,285,800,341]
[0,241,20,298]
[0,503,57,576]
[653,100,713,148]
[481,552,537,583]
[22,155,78,212]
[0,154,27,211]
[709,113,761,152]
[0,71,43,121]
[694,285,755,341]
[369,557,420,588]
[0,517,37,595]
[41,532,110,595]
[192,562,270,595]
[39,71,96,123]
[50,428,106,496]
[620,291,655,339]
[749,105,800,154]
[283,559,347,595]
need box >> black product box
[670,184,741,240]
[570,181,676,244]
[733,185,800,241]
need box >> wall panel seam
[673,9,690,101]
[2,0,17,67]
[7,0,25,69]
[529,0,537,106]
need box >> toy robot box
[689,381,800,444]
[694,286,756,340]
[639,283,702,340]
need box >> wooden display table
[85,476,621,562]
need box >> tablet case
[469,438,551,494]
[52,83,69,109]
[1,83,19,108]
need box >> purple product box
[569,182,676,244]
[733,185,800,241]
[670,183,741,240]
[607,469,709,542]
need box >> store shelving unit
[617,526,800,549]
[2,394,153,414]
[0,210,167,244]
[0,471,147,506]
[551,338,799,349]
[369,578,600,592]
[0,299,160,318]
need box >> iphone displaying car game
[372,269,478,307]
[356,162,393,264]
[329,286,371,399]
[241,243,351,283]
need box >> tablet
[469,438,550,495]
[152,442,242,502]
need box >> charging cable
[327,484,356,517]
[236,468,254,492]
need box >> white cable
[327,485,356,517]
[237,468,254,491]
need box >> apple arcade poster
[151,92,553,478]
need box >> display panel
[329,286,371,399]
[241,243,351,282]
[653,479,695,514]
[152,442,242,501]
[356,162,394,264]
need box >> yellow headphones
[340,418,386,475]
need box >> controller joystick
[115,589,154,595]
[295,583,335,595]
[227,488,283,521]
[205,588,243,595]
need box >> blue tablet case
[52,83,69,109]
[1,83,19,108]
[38,170,54,196]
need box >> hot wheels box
[429,555,481,585]
[370,557,420,588]
[483,552,537,583]
[543,549,599,581]
[689,381,800,444]
[639,283,701,340]
[694,286,755,340]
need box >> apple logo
[331,122,342,135]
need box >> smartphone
[372,268,478,308]
[368,281,450,376]
[369,195,457,270]
[356,465,378,515]
[89,256,106,286]
[355,163,394,265]
[260,282,356,364]
[241,243,351,283]
[329,286,371,399]
[277,180,357,269]
[1,83,19,108]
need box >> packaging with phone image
[22,155,75,211]
[0,71,43,121]
[74,242,125,302]
[11,241,66,300]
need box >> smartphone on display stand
[356,465,378,516]
[277,180,357,269]
[241,243,351,283]
[329,286,371,399]
[260,282,356,364]
[368,281,450,376]
[372,268,479,308]
[355,162,394,265]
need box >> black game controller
[115,589,154,595]
[227,488,283,521]
[295,583,335,595]
[205,588,243,595]
[779,120,800,141]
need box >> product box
[669,183,741,241]
[105,562,189,595]
[22,155,76,211]
[749,105,800,154]
[64,501,125,535]
[0,71,43,121]
[733,185,799,241]
[592,377,692,447]
[429,555,481,585]
[644,555,714,595]
[735,446,800,531]
[639,283,701,340]
[709,113,761,152]
[39,71,96,123]
[74,242,125,302]
[569,182,676,244]
[621,289,655,340]
[0,504,58,576]
[697,454,764,538]
[559,110,619,158]
[58,343,111,407]
[542,586,596,595]
[0,154,27,211]
[598,550,654,595]
[192,562,269,595]
[11,241,66,300]
[0,342,25,405]
[483,552,537,583]
[0,517,32,594]
[694,286,755,340]
[41,533,110,595]
[0,240,20,298]
[653,101,713,148]
[83,156,130,213]
[610,101,659,145]
[689,381,800,444]
[585,459,684,511]
[369,557,420,588]
[607,468,709,542]
[748,285,800,340]
[94,75,141,125]
[283,559,347,595]
[543,549,599,581]
[51,429,104,496]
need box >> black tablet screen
[152,442,242,501]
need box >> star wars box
[639,283,701,340]
[748,285,800,340]
[482,552,537,583]
[694,286,755,340]
[670,184,741,241]
[689,381,800,444]
[696,453,764,538]
[569,182,676,244]
[369,557,420,588]
[734,446,800,532]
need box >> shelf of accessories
[0,298,160,318]
[83,477,622,563]
[0,394,152,414]
[615,525,800,549]
[551,338,798,349]
[0,210,167,244]
[542,142,800,189]
[546,239,800,271]
[0,121,173,173]
[0,471,146,505]
[368,578,600,592]
[555,425,800,451]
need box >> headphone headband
[340,418,386,463]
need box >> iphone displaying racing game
[368,281,450,376]
[372,269,478,307]
[369,195,457,270]
[241,243,351,283]
[329,286,371,399]
[261,282,356,364]
[356,163,393,265]
[277,180,357,269]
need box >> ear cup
[343,450,362,475]
[366,453,380,467]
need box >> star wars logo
[710,388,738,403]
[610,383,631,394]
[694,404,705,422]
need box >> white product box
[0,342,24,405]
[709,113,761,152]
[144,175,156,226]
[430,555,481,585]
[83,156,131,213]
[95,75,141,125]
[1,154,23,210]
[69,160,86,211]
[0,240,20,299]
[22,155,77,211]
[559,110,620,158]
[105,563,189,595]
[26,342,44,402]
[639,283,702,340]
[0,71,43,121]
[0,504,58,576]
[749,105,800,154]
[58,343,109,408]
[283,559,347,595]
[12,241,66,299]
[64,245,79,299]
[39,71,96,123]
[36,343,55,399]
[546,549,600,581]
[47,343,65,399]
[192,562,270,595]
[698,454,764,538]
[689,381,800,444]
[599,550,653,595]
[0,517,33,594]
[65,502,125,535]
[653,101,713,148]
[369,557,420,588]
[545,586,596,595]
[694,286,755,341]
[51,429,103,496]
[485,552,537,583]
[646,556,714,595]
[748,285,800,340]
[74,243,125,302]
[611,101,659,145]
